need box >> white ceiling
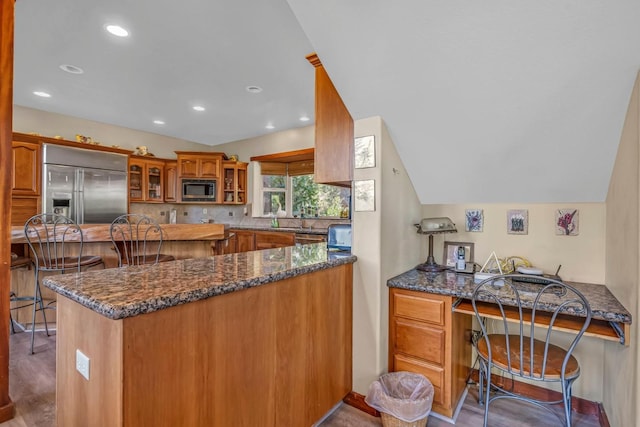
[14,0,640,204]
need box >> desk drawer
[393,317,445,366]
[393,291,445,326]
[394,354,445,407]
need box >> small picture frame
[507,209,528,235]
[465,209,484,232]
[354,179,375,212]
[354,135,375,169]
[556,209,579,236]
[443,241,474,268]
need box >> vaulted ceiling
[14,0,640,203]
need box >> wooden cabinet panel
[394,318,445,365]
[306,54,353,187]
[233,230,255,253]
[164,161,177,202]
[200,157,220,178]
[177,156,199,177]
[221,161,247,204]
[394,354,445,407]
[394,293,445,326]
[129,157,165,203]
[11,197,38,226]
[389,288,471,419]
[175,152,223,179]
[12,140,41,196]
[255,231,295,250]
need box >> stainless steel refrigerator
[42,144,128,224]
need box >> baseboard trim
[343,391,380,417]
[0,398,15,423]
[598,402,610,427]
[344,371,609,422]
[469,369,599,416]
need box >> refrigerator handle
[76,169,84,224]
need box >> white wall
[13,106,209,158]
[351,117,423,393]
[603,71,639,427]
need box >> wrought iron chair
[24,213,105,353]
[471,274,591,427]
[110,214,175,266]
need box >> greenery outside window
[260,173,350,218]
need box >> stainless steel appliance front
[42,144,128,224]
[182,179,217,202]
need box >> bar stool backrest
[24,213,84,273]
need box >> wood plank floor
[1,329,601,426]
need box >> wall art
[465,209,484,232]
[556,209,579,236]
[354,135,375,169]
[354,179,375,211]
[507,209,528,235]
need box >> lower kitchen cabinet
[388,288,471,419]
[254,231,295,250]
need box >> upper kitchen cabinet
[129,156,165,203]
[306,53,354,187]
[175,152,224,179]
[164,160,178,203]
[221,161,248,204]
[12,138,41,197]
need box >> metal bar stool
[110,214,175,266]
[24,213,105,354]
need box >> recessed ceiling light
[106,24,129,37]
[246,86,263,94]
[33,91,51,98]
[299,116,310,122]
[59,64,84,74]
[192,105,206,112]
[265,123,275,130]
[153,120,165,125]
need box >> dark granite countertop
[228,225,328,235]
[387,269,632,324]
[43,243,356,320]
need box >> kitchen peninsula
[43,243,355,426]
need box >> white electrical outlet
[202,208,207,214]
[76,349,90,380]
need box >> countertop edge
[44,252,356,320]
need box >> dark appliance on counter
[327,223,352,252]
[42,144,128,224]
[182,179,217,202]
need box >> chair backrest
[471,274,592,381]
[110,214,165,266]
[24,213,85,273]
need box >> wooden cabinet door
[200,157,220,178]
[129,159,145,202]
[11,197,39,226]
[12,140,41,196]
[307,54,353,187]
[233,230,255,253]
[164,161,177,202]
[255,231,295,250]
[145,160,164,203]
[178,156,199,177]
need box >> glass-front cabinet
[222,161,247,204]
[129,157,164,203]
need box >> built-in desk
[386,269,632,420]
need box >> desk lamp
[415,217,457,272]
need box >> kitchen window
[252,149,351,219]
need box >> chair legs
[29,270,50,355]
[477,360,577,427]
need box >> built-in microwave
[182,179,217,202]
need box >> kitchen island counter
[44,244,355,426]
[43,243,355,320]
